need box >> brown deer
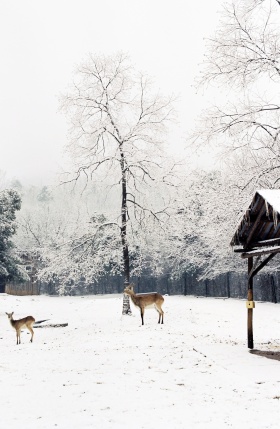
[6,312,35,345]
[124,284,164,325]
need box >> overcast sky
[0,0,223,186]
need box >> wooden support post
[247,257,254,349]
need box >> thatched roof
[231,190,280,248]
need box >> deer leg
[16,331,20,345]
[140,308,144,325]
[155,305,164,324]
[156,309,161,324]
[28,326,34,343]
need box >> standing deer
[124,284,164,325]
[6,312,35,345]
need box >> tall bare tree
[60,53,176,312]
[192,0,280,190]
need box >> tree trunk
[120,146,131,315]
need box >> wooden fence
[5,280,39,296]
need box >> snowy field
[1,293,280,429]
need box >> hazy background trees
[7,168,247,295]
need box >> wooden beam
[248,253,276,280]
[249,237,280,248]
[241,246,280,258]
[246,206,267,246]
[234,237,280,253]
[248,256,261,279]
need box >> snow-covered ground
[1,293,280,429]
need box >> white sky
[0,0,223,185]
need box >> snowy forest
[2,0,280,300]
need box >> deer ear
[12,312,14,316]
[5,312,8,315]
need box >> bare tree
[60,53,177,312]
[192,0,280,189]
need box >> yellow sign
[246,301,255,309]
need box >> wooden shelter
[231,190,280,349]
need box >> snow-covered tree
[161,170,251,280]
[192,0,280,190]
[37,186,53,203]
[38,213,122,295]
[60,52,179,308]
[0,189,28,285]
[13,180,167,295]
